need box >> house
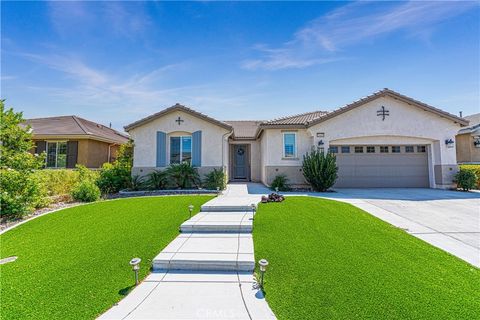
[124,89,468,189]
[456,113,480,164]
[25,115,129,168]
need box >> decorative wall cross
[175,116,184,125]
[376,106,390,121]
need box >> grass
[253,197,480,320]
[0,196,213,320]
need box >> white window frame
[170,135,192,164]
[283,132,297,158]
[46,141,67,168]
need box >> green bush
[459,164,480,189]
[130,175,145,191]
[302,150,338,192]
[203,168,226,190]
[33,169,79,197]
[270,174,291,191]
[96,163,131,194]
[455,169,477,191]
[71,180,101,202]
[145,170,168,190]
[165,162,200,189]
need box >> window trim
[391,146,401,153]
[46,141,68,168]
[170,135,192,164]
[366,146,375,153]
[283,132,297,158]
[341,146,350,153]
[380,146,389,153]
[354,146,364,153]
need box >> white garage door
[331,145,429,188]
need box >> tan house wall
[456,133,480,163]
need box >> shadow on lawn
[118,285,135,296]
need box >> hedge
[459,164,480,189]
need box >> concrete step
[200,205,254,212]
[152,233,255,272]
[180,211,253,233]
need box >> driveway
[246,184,480,267]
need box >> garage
[331,145,429,188]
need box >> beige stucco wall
[456,133,480,163]
[261,96,463,188]
[128,110,231,174]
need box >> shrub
[203,168,226,190]
[270,174,290,191]
[455,169,477,191]
[302,149,338,192]
[165,163,200,189]
[96,163,132,194]
[0,101,46,218]
[459,164,480,189]
[33,169,79,197]
[146,170,168,190]
[129,175,145,191]
[71,180,101,202]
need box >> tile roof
[223,121,263,139]
[24,116,129,144]
[261,110,329,127]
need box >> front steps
[180,211,253,233]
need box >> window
[341,146,350,153]
[392,146,401,153]
[46,141,67,168]
[170,136,192,164]
[380,146,389,153]
[366,146,375,153]
[354,146,364,153]
[329,146,338,153]
[283,133,296,158]
[405,146,414,153]
[417,145,426,153]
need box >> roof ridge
[74,116,128,137]
[71,115,90,135]
[263,110,329,125]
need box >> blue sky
[2,1,479,132]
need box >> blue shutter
[156,131,167,167]
[192,130,202,167]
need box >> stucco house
[456,113,480,164]
[125,89,467,189]
[25,115,129,168]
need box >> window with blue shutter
[192,130,202,167]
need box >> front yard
[0,196,213,319]
[253,197,480,319]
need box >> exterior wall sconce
[445,138,454,148]
[258,259,269,290]
[318,140,324,146]
[474,138,480,148]
[129,258,141,286]
[188,204,194,219]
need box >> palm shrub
[146,170,168,190]
[165,162,200,189]
[129,175,146,191]
[455,169,477,191]
[270,174,291,191]
[302,149,338,192]
[203,168,226,190]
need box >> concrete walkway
[99,184,276,320]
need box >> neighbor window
[366,146,375,153]
[380,146,389,153]
[417,145,426,153]
[170,136,192,164]
[405,146,414,153]
[283,132,297,158]
[341,146,350,153]
[329,146,338,153]
[392,146,401,153]
[354,146,364,153]
[46,141,67,168]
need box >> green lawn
[253,197,480,320]
[0,196,213,320]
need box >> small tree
[302,149,338,192]
[0,101,46,217]
[455,169,477,191]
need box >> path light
[188,204,194,219]
[250,203,256,215]
[275,187,279,193]
[258,259,269,290]
[129,258,141,286]
[216,186,220,195]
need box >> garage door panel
[333,145,429,188]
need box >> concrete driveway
[246,184,480,267]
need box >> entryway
[231,144,250,181]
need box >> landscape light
[188,204,194,219]
[129,258,141,286]
[250,203,256,214]
[258,259,269,290]
[275,187,279,193]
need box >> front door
[233,145,248,180]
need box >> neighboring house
[25,115,129,168]
[125,89,467,189]
[456,113,480,164]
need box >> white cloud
[244,1,478,70]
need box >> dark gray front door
[233,145,248,180]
